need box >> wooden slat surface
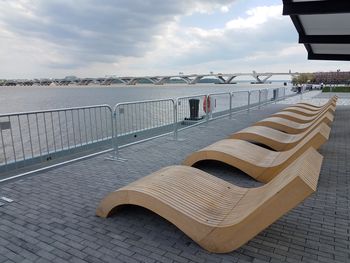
[182,123,329,182]
[272,105,334,123]
[252,111,333,134]
[96,98,333,253]
[96,148,323,253]
[230,122,330,151]
[295,97,337,110]
[281,103,335,117]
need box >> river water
[0,82,295,167]
[0,82,293,114]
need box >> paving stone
[0,104,350,263]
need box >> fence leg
[247,91,251,112]
[205,95,210,126]
[171,100,185,141]
[229,93,233,119]
[173,102,178,140]
[105,110,127,162]
[275,88,279,104]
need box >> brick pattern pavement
[0,105,349,263]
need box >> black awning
[283,0,350,61]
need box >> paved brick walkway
[0,104,349,263]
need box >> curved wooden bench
[97,148,323,253]
[252,111,333,134]
[271,105,335,123]
[182,124,329,183]
[296,97,337,110]
[281,103,335,117]
[230,122,330,151]
[288,98,337,113]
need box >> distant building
[314,71,350,84]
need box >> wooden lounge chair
[288,98,337,113]
[295,98,336,110]
[252,111,333,134]
[296,97,337,110]
[298,96,337,106]
[230,122,330,151]
[96,148,323,253]
[271,106,334,123]
[281,103,335,117]
[182,124,329,183]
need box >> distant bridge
[0,71,298,86]
[101,71,297,85]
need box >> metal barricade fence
[113,99,175,146]
[269,87,286,102]
[231,91,250,112]
[0,105,113,173]
[275,87,284,101]
[278,87,286,101]
[260,89,269,106]
[176,94,208,129]
[249,90,260,108]
[1,86,300,174]
[267,88,275,102]
[207,92,231,119]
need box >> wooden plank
[252,111,333,134]
[230,122,330,151]
[182,123,329,183]
[96,148,323,253]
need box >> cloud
[0,0,236,71]
[0,1,349,78]
[226,5,282,29]
[118,3,350,75]
[142,5,296,67]
[220,6,230,13]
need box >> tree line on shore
[292,70,350,85]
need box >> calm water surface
[0,83,292,114]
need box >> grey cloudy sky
[0,0,348,78]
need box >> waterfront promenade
[0,99,349,262]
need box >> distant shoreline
[0,81,290,89]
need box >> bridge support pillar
[225,75,236,84]
[189,76,204,84]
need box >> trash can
[189,99,200,120]
[297,85,302,93]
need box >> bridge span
[106,71,297,85]
[0,71,298,86]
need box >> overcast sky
[0,0,348,79]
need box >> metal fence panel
[260,89,269,105]
[114,99,175,145]
[249,90,260,107]
[231,91,250,111]
[1,86,301,174]
[0,105,113,172]
[176,94,208,129]
[207,93,231,119]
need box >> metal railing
[177,94,208,127]
[0,86,300,174]
[113,98,175,146]
[0,105,113,173]
[109,87,295,157]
